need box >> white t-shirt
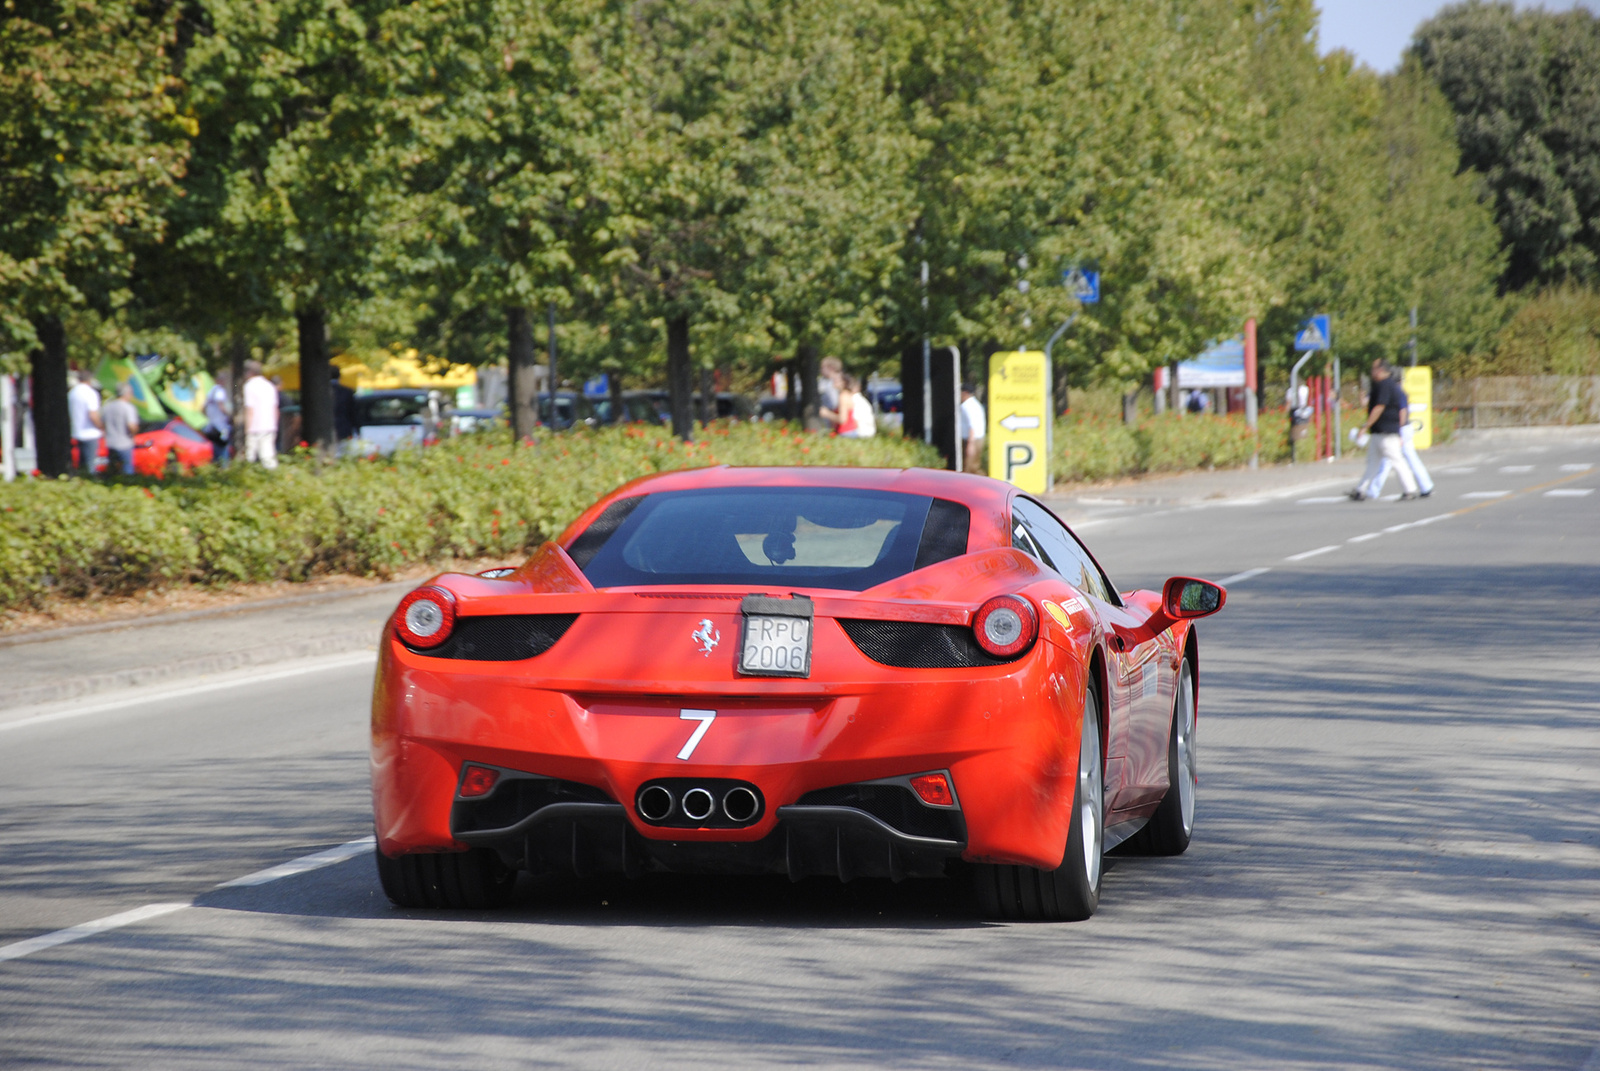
[242,375,279,433]
[68,381,103,441]
[959,395,986,442]
[840,393,876,438]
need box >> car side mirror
[1162,577,1225,620]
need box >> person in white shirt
[836,375,876,439]
[241,360,280,470]
[67,371,104,474]
[958,382,985,474]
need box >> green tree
[1412,1,1600,290]
[167,0,396,450]
[0,0,189,476]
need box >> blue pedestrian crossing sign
[1062,269,1100,304]
[1294,315,1331,352]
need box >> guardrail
[1436,375,1600,428]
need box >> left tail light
[973,594,1038,658]
[395,586,456,648]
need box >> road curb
[1,629,378,712]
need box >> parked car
[72,418,215,475]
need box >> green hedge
[1050,411,1300,483]
[0,423,939,611]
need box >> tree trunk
[1122,389,1138,426]
[666,313,693,441]
[798,343,820,431]
[297,307,334,452]
[608,367,624,425]
[29,314,70,478]
[784,360,799,421]
[506,305,537,442]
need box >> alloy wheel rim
[1176,667,1196,836]
[1081,711,1103,886]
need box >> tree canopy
[0,0,1570,457]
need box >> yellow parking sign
[988,350,1051,493]
[1401,366,1432,450]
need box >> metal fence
[1436,376,1600,428]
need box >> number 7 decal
[677,709,716,760]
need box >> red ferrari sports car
[371,466,1224,920]
[71,418,215,475]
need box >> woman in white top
[837,375,876,439]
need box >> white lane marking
[1559,463,1593,472]
[1,835,374,964]
[1074,497,1131,505]
[0,651,377,735]
[216,836,375,888]
[1440,467,1477,475]
[1462,491,1510,499]
[1498,465,1533,473]
[1217,567,1270,585]
[1297,496,1349,504]
[1545,488,1594,498]
[0,903,189,964]
[1348,532,1382,543]
[1286,545,1340,562]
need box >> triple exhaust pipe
[636,781,762,826]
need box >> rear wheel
[974,688,1104,921]
[1121,658,1196,856]
[375,846,517,909]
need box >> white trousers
[1359,433,1417,497]
[245,430,279,470]
[1360,424,1431,497]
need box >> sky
[1317,0,1600,71]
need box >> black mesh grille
[451,775,614,835]
[794,783,964,841]
[914,498,971,570]
[838,618,1015,668]
[410,614,578,660]
[566,495,644,567]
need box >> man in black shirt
[1349,359,1418,501]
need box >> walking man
[241,360,279,470]
[1357,382,1434,499]
[67,370,104,474]
[203,373,232,463]
[1349,359,1418,501]
[100,383,141,476]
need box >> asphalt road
[1,436,1597,1070]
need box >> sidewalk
[6,423,1595,714]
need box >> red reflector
[459,765,499,798]
[910,773,954,807]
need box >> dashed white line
[1498,465,1533,473]
[1217,567,1271,585]
[1545,488,1593,498]
[1439,467,1478,475]
[1348,532,1382,543]
[1297,496,1350,505]
[0,835,374,965]
[1559,463,1593,472]
[1286,545,1340,562]
[217,836,375,888]
[0,903,189,964]
[1462,491,1510,499]
[0,651,377,735]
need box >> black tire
[974,687,1104,921]
[375,846,517,909]
[1120,658,1196,856]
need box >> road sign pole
[1332,356,1341,459]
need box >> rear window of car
[573,488,970,591]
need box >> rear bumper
[452,794,965,882]
[372,627,1088,871]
